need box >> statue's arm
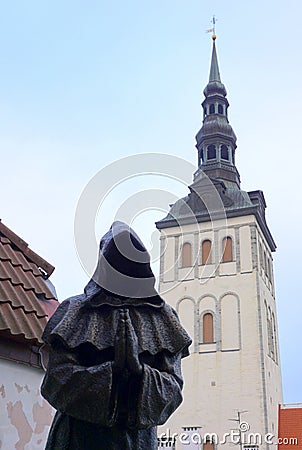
[41,342,117,425]
[129,351,184,429]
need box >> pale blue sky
[1,1,301,403]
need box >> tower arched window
[182,242,192,267]
[207,145,216,160]
[271,312,277,360]
[202,313,214,343]
[259,243,264,268]
[204,107,207,117]
[209,103,215,114]
[218,104,223,114]
[222,237,233,262]
[267,257,272,281]
[267,307,274,357]
[201,239,212,265]
[264,253,268,276]
[221,145,229,160]
[272,313,278,363]
[204,440,215,450]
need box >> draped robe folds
[41,222,192,450]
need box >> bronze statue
[41,222,191,449]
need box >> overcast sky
[0,1,301,403]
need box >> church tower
[156,36,282,450]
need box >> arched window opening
[271,312,276,359]
[204,439,215,450]
[259,243,263,268]
[209,103,215,114]
[267,307,274,357]
[182,242,192,267]
[273,314,278,363]
[264,253,268,276]
[207,145,216,160]
[267,257,272,281]
[204,107,207,117]
[221,145,229,160]
[222,237,233,262]
[203,313,214,343]
[202,240,212,265]
[218,104,223,114]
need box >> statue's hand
[125,309,143,375]
[112,309,126,373]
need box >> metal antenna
[228,410,249,450]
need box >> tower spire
[209,38,221,83]
[195,36,240,188]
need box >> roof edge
[0,220,55,278]
[280,403,302,409]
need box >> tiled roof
[279,404,302,450]
[0,220,58,345]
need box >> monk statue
[41,221,191,450]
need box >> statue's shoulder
[148,301,182,326]
[131,301,192,357]
[42,294,86,345]
[161,302,178,318]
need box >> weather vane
[206,15,217,40]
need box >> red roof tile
[279,404,302,450]
[0,220,58,346]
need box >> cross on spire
[212,15,216,37]
[206,15,217,40]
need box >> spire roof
[203,36,226,98]
[209,38,221,82]
[195,36,240,188]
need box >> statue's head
[89,221,158,299]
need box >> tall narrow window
[204,442,214,450]
[182,242,192,267]
[203,313,214,343]
[267,257,271,281]
[222,237,233,262]
[273,314,278,363]
[221,145,229,160]
[264,253,268,276]
[218,104,223,114]
[271,312,276,360]
[266,306,272,355]
[207,145,216,160]
[209,103,215,114]
[259,243,263,268]
[202,240,212,265]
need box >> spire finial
[206,15,217,40]
[211,15,216,40]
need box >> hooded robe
[41,222,191,450]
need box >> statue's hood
[85,221,159,301]
[42,221,192,357]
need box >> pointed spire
[209,37,221,82]
[203,36,226,98]
[195,35,240,188]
